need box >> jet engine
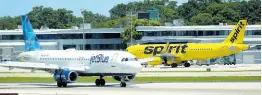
[54,70,78,83]
[147,57,162,66]
[112,74,136,82]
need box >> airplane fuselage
[17,49,142,75]
[127,43,248,65]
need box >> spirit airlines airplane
[127,20,249,68]
[0,15,143,87]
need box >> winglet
[20,15,42,51]
[222,20,247,44]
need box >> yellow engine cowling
[147,57,162,66]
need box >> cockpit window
[121,58,126,61]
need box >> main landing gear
[170,62,190,68]
[95,76,106,86]
[184,62,191,67]
[171,63,177,68]
[57,82,67,87]
[95,75,127,87]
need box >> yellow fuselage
[127,43,248,65]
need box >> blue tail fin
[20,15,41,51]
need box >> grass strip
[0,76,259,83]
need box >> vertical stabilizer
[20,15,41,51]
[222,20,247,44]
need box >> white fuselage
[16,49,142,75]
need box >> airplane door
[111,53,119,67]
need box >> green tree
[0,16,17,30]
[27,6,77,29]
[81,10,109,28]
[241,0,261,24]
[190,13,213,25]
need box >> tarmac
[0,82,260,95]
[0,64,260,95]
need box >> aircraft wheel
[100,79,105,86]
[120,82,126,87]
[95,79,101,86]
[171,63,177,68]
[57,82,62,87]
[62,83,67,87]
[184,63,191,67]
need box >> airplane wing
[0,61,88,73]
[137,57,155,65]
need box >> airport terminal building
[0,24,260,64]
[0,28,125,51]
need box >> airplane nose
[131,62,143,71]
[126,45,135,52]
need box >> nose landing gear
[120,82,126,87]
[120,76,127,87]
[95,75,106,86]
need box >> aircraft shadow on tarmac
[12,82,151,88]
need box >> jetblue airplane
[0,15,143,87]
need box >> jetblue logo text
[230,21,245,43]
[144,44,188,55]
[90,54,109,63]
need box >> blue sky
[0,0,188,17]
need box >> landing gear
[95,79,100,86]
[119,76,127,87]
[171,63,177,68]
[162,57,168,65]
[57,82,67,87]
[184,62,191,67]
[120,82,126,87]
[95,76,106,86]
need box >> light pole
[81,9,86,50]
[130,11,133,46]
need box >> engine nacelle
[112,74,136,82]
[53,70,78,83]
[147,57,162,66]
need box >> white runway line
[0,82,260,95]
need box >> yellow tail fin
[222,20,247,44]
[162,42,170,52]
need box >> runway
[0,82,260,95]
